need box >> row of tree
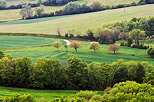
[52,41,119,54]
[0,55,153,90]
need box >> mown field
[0,86,80,100]
[1,0,138,21]
[76,0,139,5]
[0,6,63,21]
[1,36,154,64]
[0,4,154,34]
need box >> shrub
[75,91,97,100]
[147,48,154,58]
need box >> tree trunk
[75,48,77,52]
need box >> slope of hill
[0,4,154,35]
[76,0,139,5]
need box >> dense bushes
[0,56,153,90]
[2,81,154,102]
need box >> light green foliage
[103,81,154,102]
[3,94,36,102]
[75,91,98,100]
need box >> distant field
[1,36,154,65]
[0,36,61,49]
[0,4,154,35]
[0,6,63,21]
[6,0,37,6]
[77,0,139,5]
[0,86,81,100]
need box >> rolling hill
[0,4,154,35]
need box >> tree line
[0,55,153,90]
[20,1,151,19]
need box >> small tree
[90,1,102,11]
[87,29,94,40]
[147,48,154,58]
[108,44,119,54]
[20,5,32,19]
[64,44,68,52]
[34,6,44,17]
[56,27,62,37]
[89,42,100,52]
[0,51,4,59]
[70,41,81,52]
[52,41,62,51]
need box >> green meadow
[0,86,80,100]
[1,36,154,64]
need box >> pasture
[0,86,80,100]
[76,0,139,5]
[1,36,154,65]
[0,4,154,34]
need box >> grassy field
[76,0,139,5]
[1,36,154,64]
[0,6,63,21]
[0,86,83,100]
[0,4,154,35]
[0,36,61,49]
[1,0,138,21]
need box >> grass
[76,0,139,6]
[0,6,63,21]
[0,36,61,49]
[0,86,97,100]
[1,0,137,21]
[1,36,154,65]
[0,4,154,34]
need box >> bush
[147,48,154,58]
[75,91,97,100]
[0,51,4,59]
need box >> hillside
[0,4,154,35]
[0,0,139,21]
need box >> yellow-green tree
[52,41,62,51]
[70,41,81,52]
[89,42,100,52]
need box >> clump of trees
[20,5,32,19]
[0,0,7,9]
